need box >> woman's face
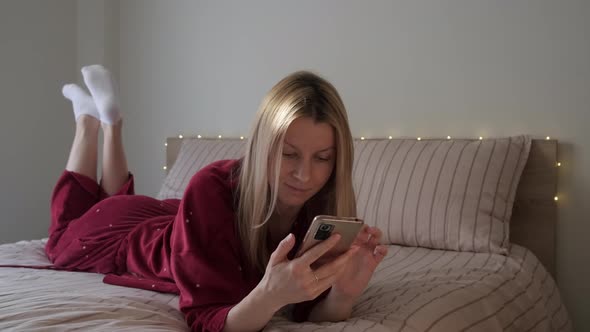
[271,117,336,213]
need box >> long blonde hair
[236,71,356,273]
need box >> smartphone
[295,215,364,258]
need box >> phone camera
[314,223,334,240]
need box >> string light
[554,196,559,201]
[546,136,551,140]
[164,142,168,147]
[240,136,244,140]
[388,136,393,140]
[218,135,222,139]
[360,137,365,140]
[178,134,183,139]
[417,137,422,141]
[163,166,167,170]
[479,137,483,140]
[557,162,561,167]
[447,136,451,140]
[197,135,202,139]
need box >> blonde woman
[46,66,388,332]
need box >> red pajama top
[104,159,323,331]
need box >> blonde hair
[236,71,356,273]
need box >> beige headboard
[510,139,558,276]
[165,137,558,276]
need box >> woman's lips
[285,183,310,193]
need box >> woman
[47,65,388,332]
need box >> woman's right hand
[256,233,358,311]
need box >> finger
[373,245,388,263]
[314,246,358,279]
[370,227,383,240]
[315,260,349,291]
[368,235,381,247]
[268,233,295,266]
[359,224,371,240]
[300,233,341,265]
[365,227,383,245]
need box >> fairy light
[554,196,559,201]
[417,137,422,141]
[218,135,222,139]
[479,136,483,140]
[360,137,365,140]
[178,134,183,139]
[388,136,393,140]
[546,136,551,140]
[557,162,561,167]
[164,142,168,147]
[197,135,202,139]
[163,166,167,170]
[240,136,244,140]
[447,136,451,140]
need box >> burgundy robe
[43,159,324,331]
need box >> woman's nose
[293,160,311,183]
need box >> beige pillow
[353,136,531,253]
[156,138,245,200]
[158,135,531,254]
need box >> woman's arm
[309,226,389,323]
[223,285,281,332]
[307,289,355,322]
[225,233,356,331]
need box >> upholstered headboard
[164,137,557,276]
[510,139,558,276]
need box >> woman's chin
[278,197,307,211]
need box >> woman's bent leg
[80,64,128,196]
[46,169,136,271]
[101,121,130,196]
[65,116,100,181]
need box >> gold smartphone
[295,215,364,258]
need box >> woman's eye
[316,156,332,162]
[283,153,297,159]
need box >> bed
[0,136,573,331]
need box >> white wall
[118,1,589,330]
[77,0,119,80]
[0,1,77,243]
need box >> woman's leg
[81,65,128,196]
[101,121,129,196]
[62,84,101,180]
[47,84,102,256]
[65,117,100,180]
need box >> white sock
[62,84,100,121]
[81,65,121,125]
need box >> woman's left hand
[330,225,388,300]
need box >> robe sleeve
[170,162,247,332]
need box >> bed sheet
[0,239,571,331]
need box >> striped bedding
[0,239,571,331]
[158,137,532,254]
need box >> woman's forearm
[223,286,280,332]
[307,290,355,322]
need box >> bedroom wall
[0,1,77,243]
[116,1,590,329]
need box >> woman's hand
[255,233,357,311]
[330,225,388,300]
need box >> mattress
[0,239,571,331]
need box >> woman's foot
[81,65,121,125]
[62,84,100,121]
